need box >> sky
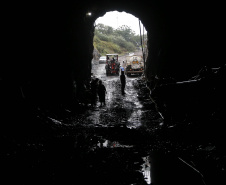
[94,11,147,36]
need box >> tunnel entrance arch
[90,10,148,78]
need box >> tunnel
[2,1,225,109]
[1,1,226,184]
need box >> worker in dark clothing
[90,78,99,107]
[120,70,126,95]
[97,80,107,106]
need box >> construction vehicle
[125,55,144,76]
[105,54,120,76]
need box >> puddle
[87,136,206,185]
[124,81,143,129]
[141,156,151,184]
[94,139,151,184]
[97,139,133,148]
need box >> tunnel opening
[91,10,148,78]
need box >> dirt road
[89,50,156,129]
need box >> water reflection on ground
[88,58,153,184]
[94,138,151,184]
[69,56,208,185]
[97,139,133,148]
[142,156,151,184]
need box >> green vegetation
[93,23,144,56]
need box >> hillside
[93,23,145,56]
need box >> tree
[94,23,140,54]
[95,23,114,35]
[115,25,136,43]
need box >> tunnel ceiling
[2,0,225,107]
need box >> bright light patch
[86,12,92,16]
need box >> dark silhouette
[90,78,99,107]
[115,60,120,74]
[120,70,126,95]
[97,80,106,106]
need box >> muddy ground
[1,52,225,185]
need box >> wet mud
[1,54,225,185]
